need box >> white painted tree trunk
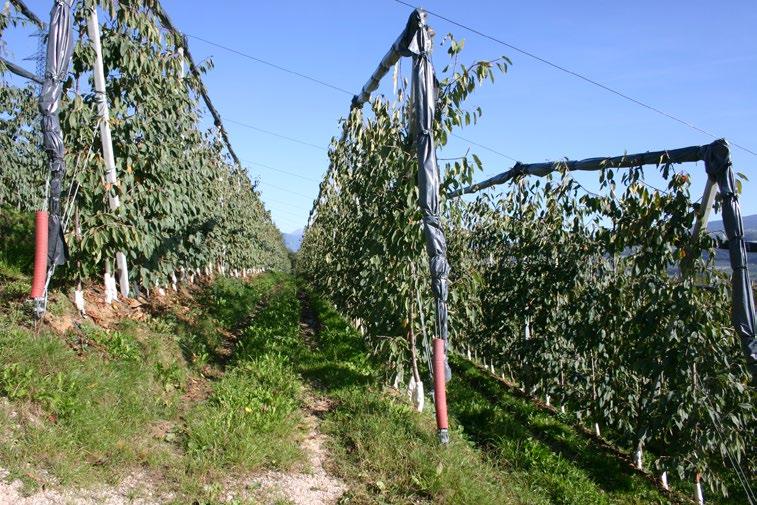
[74,283,86,315]
[88,9,129,298]
[695,475,704,504]
[661,471,669,490]
[525,316,531,340]
[407,376,425,412]
[104,261,117,304]
[594,422,601,437]
[393,366,405,390]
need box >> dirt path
[247,394,346,504]
[242,290,346,505]
[0,469,165,505]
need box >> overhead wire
[391,0,757,158]
[182,5,757,223]
[186,33,354,96]
[224,117,327,151]
[450,133,518,162]
[185,30,517,160]
[241,159,321,183]
[256,180,313,200]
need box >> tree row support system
[450,139,757,384]
[352,8,451,444]
[34,0,74,318]
[25,0,243,316]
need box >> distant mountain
[707,214,757,276]
[282,228,304,252]
[707,213,757,239]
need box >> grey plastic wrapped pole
[703,140,757,383]
[407,11,451,386]
[39,0,74,268]
[352,9,451,443]
[448,139,757,383]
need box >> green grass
[0,260,307,502]
[447,357,677,505]
[184,276,305,474]
[0,231,706,505]
[298,288,706,504]
[300,290,546,504]
[0,316,182,487]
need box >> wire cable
[224,117,327,151]
[257,180,313,200]
[392,0,757,158]
[241,158,321,182]
[186,33,355,97]
[450,133,518,162]
[183,31,516,160]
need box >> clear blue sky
[4,0,756,233]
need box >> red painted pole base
[433,338,449,444]
[31,210,49,299]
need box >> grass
[299,288,718,504]
[184,276,305,475]
[300,290,546,504]
[446,357,677,505]
[0,315,182,488]
[0,210,712,504]
[0,220,307,504]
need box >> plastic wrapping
[351,9,452,436]
[38,0,74,267]
[703,140,757,381]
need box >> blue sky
[3,0,756,233]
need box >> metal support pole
[351,9,451,443]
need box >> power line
[241,158,321,183]
[392,0,757,158]
[224,117,327,151]
[262,199,306,215]
[187,33,355,96]
[450,133,518,162]
[186,31,519,162]
[257,180,313,200]
[258,193,313,212]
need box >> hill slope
[707,213,757,275]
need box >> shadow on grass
[145,275,280,373]
[448,356,675,504]
[296,289,376,394]
[297,287,538,505]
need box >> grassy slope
[447,357,680,505]
[0,273,688,503]
[0,210,708,504]
[0,217,305,503]
[300,291,541,504]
